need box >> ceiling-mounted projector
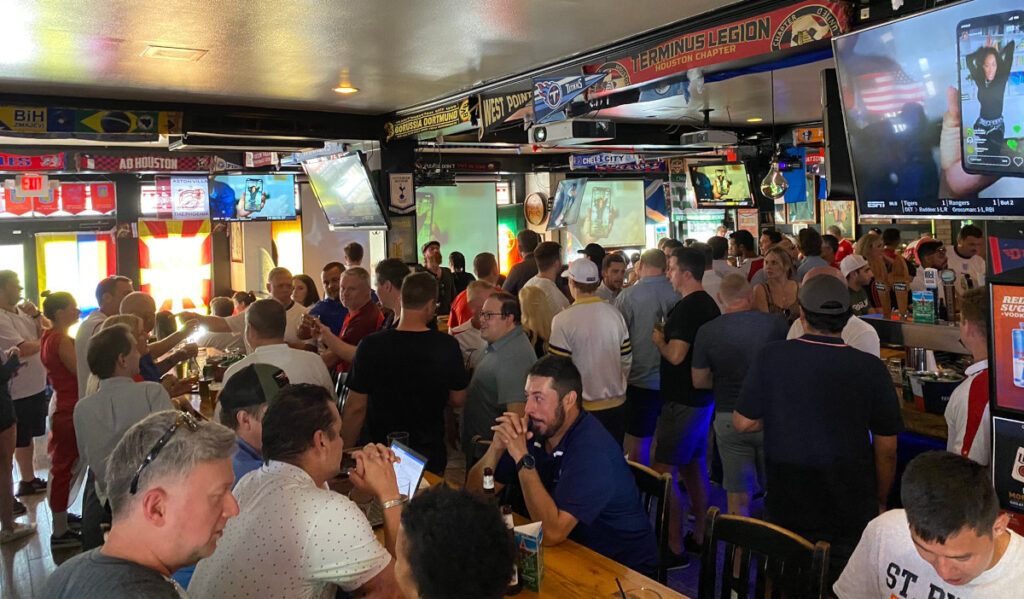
[679,130,738,149]
[528,119,616,146]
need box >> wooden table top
[418,472,688,599]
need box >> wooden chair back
[626,460,673,584]
[698,507,830,599]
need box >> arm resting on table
[518,466,579,546]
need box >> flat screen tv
[689,162,754,208]
[563,179,646,251]
[209,174,296,221]
[302,152,389,230]
[833,0,1024,218]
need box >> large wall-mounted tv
[833,0,1024,219]
[209,174,296,221]
[689,162,754,208]
[302,152,389,230]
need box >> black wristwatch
[516,455,536,473]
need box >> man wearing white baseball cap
[840,255,875,316]
[548,258,633,444]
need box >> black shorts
[0,395,14,434]
[625,385,664,438]
[13,391,47,447]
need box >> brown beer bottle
[502,504,522,595]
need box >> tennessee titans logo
[536,81,562,109]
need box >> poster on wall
[993,417,1024,514]
[138,219,212,313]
[786,176,817,224]
[230,222,244,263]
[387,214,418,264]
[389,173,414,214]
[989,283,1024,416]
[737,209,758,236]
[821,200,856,240]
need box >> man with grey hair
[691,273,787,517]
[44,410,239,598]
[221,299,335,398]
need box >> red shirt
[40,329,78,412]
[835,239,854,264]
[745,257,764,282]
[337,301,383,372]
[448,284,503,329]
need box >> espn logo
[867,201,885,208]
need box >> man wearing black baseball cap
[578,243,606,272]
[733,274,903,584]
[218,363,288,483]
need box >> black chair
[627,460,673,585]
[698,507,830,599]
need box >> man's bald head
[804,265,844,283]
[120,292,157,334]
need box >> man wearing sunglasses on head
[44,410,239,598]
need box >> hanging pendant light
[760,70,788,200]
[761,145,788,200]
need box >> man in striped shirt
[548,258,632,445]
[946,288,991,467]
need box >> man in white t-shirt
[521,241,570,315]
[948,225,986,293]
[945,288,990,466]
[787,267,881,357]
[75,276,134,397]
[548,258,632,444]
[835,452,1023,598]
[221,300,335,400]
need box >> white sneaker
[0,523,38,544]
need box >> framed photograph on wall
[821,200,856,240]
[773,201,786,226]
[230,221,243,263]
[387,214,417,264]
[786,175,818,225]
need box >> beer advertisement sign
[990,283,1024,416]
[583,1,851,96]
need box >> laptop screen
[390,441,427,498]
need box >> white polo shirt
[548,297,632,409]
[223,343,336,399]
[75,309,108,397]
[522,275,570,313]
[0,307,47,400]
[188,461,391,599]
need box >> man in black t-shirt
[417,241,456,316]
[344,272,469,475]
[734,275,902,583]
[652,246,720,559]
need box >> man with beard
[467,355,657,577]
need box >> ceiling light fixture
[140,45,207,62]
[746,117,763,123]
[333,69,358,95]
[759,70,788,201]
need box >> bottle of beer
[501,504,522,595]
[483,467,496,498]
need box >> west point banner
[385,98,473,142]
[478,90,533,139]
[584,1,850,96]
[0,106,182,137]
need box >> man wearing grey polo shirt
[461,293,536,466]
[614,250,680,464]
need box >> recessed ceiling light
[746,117,763,123]
[140,45,207,62]
[333,85,359,94]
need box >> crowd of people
[0,223,1015,598]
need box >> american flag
[858,69,927,114]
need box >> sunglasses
[129,411,200,495]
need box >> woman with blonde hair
[519,284,558,357]
[753,247,800,326]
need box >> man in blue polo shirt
[467,355,658,577]
[306,262,347,336]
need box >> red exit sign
[14,174,49,197]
